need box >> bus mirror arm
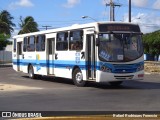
[96,38,100,46]
[55,53,58,60]
[22,54,24,59]
[81,52,85,59]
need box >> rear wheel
[73,68,86,87]
[28,65,35,79]
[109,81,123,86]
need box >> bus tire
[28,65,35,79]
[73,68,86,87]
[109,81,123,86]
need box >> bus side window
[56,32,68,51]
[13,39,16,52]
[27,36,35,51]
[36,35,45,51]
[23,37,27,52]
[69,30,83,50]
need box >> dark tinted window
[36,35,45,51]
[23,37,27,52]
[27,36,35,51]
[56,32,68,51]
[13,39,16,52]
[69,30,83,50]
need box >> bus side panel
[54,51,74,79]
[54,51,86,79]
[12,52,17,71]
[12,38,23,72]
[22,52,47,75]
[34,52,47,76]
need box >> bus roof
[13,21,139,39]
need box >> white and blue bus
[12,22,144,87]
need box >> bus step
[88,78,96,81]
[47,74,55,77]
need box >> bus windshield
[98,33,143,62]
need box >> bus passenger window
[56,32,68,51]
[69,30,83,50]
[23,37,27,52]
[27,36,35,51]
[13,39,16,52]
[36,35,45,51]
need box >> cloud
[63,0,80,8]
[123,12,160,33]
[153,0,160,9]
[8,0,34,10]
[130,0,148,7]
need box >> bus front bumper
[96,70,144,83]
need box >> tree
[0,33,10,50]
[142,30,160,61]
[18,16,39,34]
[0,10,16,35]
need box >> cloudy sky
[0,0,160,36]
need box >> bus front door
[86,34,96,80]
[47,38,55,75]
[17,42,23,71]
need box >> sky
[0,0,160,37]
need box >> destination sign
[99,24,140,32]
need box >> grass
[145,62,160,74]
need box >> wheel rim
[75,72,83,83]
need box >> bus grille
[114,75,134,80]
[113,64,137,73]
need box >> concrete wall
[0,45,12,63]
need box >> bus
[12,21,144,87]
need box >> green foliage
[0,10,15,50]
[18,16,39,34]
[0,10,16,35]
[0,33,10,50]
[142,30,160,56]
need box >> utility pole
[129,0,131,22]
[106,0,121,21]
[42,25,52,30]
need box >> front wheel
[73,68,86,87]
[109,81,123,86]
[28,65,35,79]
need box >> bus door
[17,42,23,71]
[47,38,55,75]
[86,34,96,80]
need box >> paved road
[0,67,160,112]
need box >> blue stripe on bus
[12,59,144,73]
[12,59,100,70]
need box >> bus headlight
[100,66,111,73]
[136,64,144,72]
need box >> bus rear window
[13,39,16,52]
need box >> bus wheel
[109,81,123,86]
[73,68,86,87]
[28,65,35,79]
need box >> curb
[0,63,12,68]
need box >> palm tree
[18,16,39,34]
[0,10,16,35]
